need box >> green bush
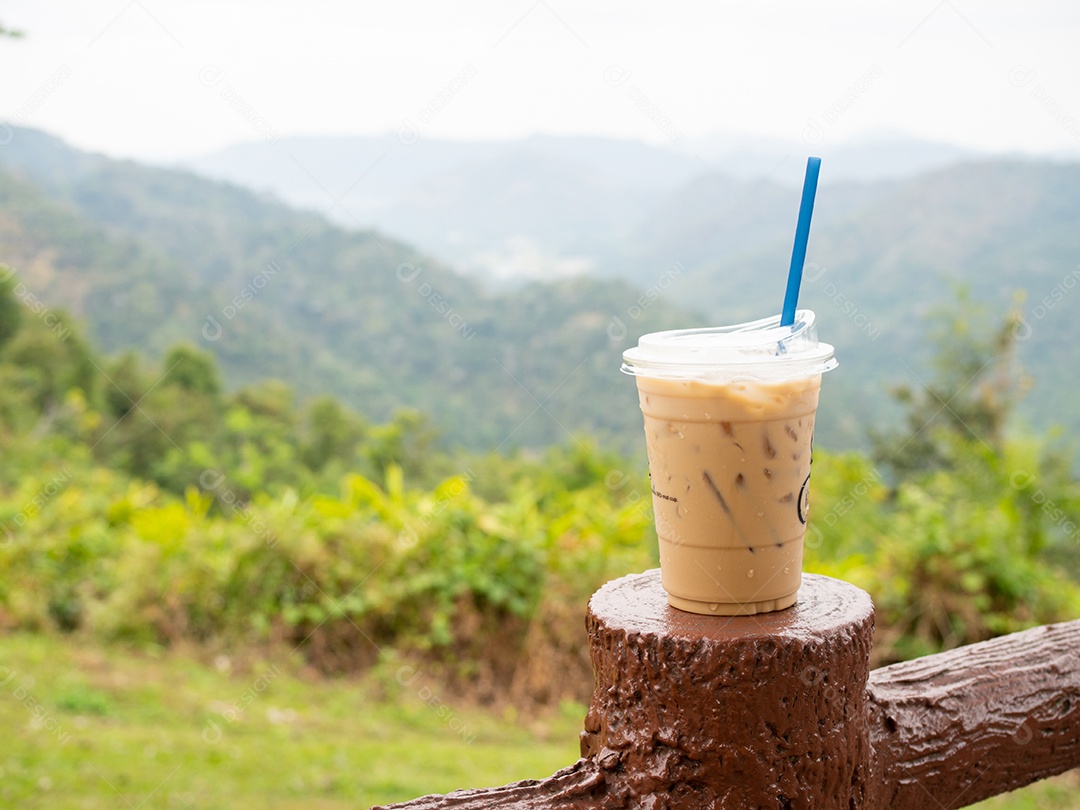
[0,284,1077,704]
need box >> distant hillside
[648,160,1080,445]
[2,127,1078,458]
[0,128,697,454]
[184,132,989,285]
[600,171,898,290]
[0,159,215,355]
[185,134,704,283]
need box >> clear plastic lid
[621,309,837,381]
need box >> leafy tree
[229,379,295,424]
[3,311,94,413]
[366,408,438,481]
[102,351,146,420]
[0,273,22,350]
[300,395,366,473]
[162,344,222,399]
[871,289,1030,479]
[93,347,226,486]
[807,293,1080,663]
[219,380,300,496]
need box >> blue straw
[780,156,822,327]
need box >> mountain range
[1,126,1078,457]
[176,130,1080,451]
[0,127,691,454]
[185,132,989,284]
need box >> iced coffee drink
[622,311,836,615]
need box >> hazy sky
[1,0,1078,162]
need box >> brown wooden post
[373,569,1080,810]
[579,569,874,807]
[374,570,876,809]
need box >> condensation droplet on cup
[746,569,755,579]
[782,565,791,575]
[708,603,719,612]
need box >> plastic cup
[621,310,837,615]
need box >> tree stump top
[589,568,874,642]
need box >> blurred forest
[1,126,1079,808]
[2,273,1079,708]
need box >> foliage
[0,285,657,700]
[0,135,692,455]
[5,129,1080,458]
[0,269,1078,703]
[0,453,655,702]
[810,300,1080,663]
[869,289,1031,479]
[0,273,21,349]
[1,119,1079,809]
[805,441,1080,664]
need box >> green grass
[0,633,583,808]
[975,775,1080,810]
[0,632,1074,809]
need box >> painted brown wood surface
[866,618,1080,809]
[578,569,875,808]
[373,570,1080,810]
[368,760,604,809]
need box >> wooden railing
[374,570,1080,810]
